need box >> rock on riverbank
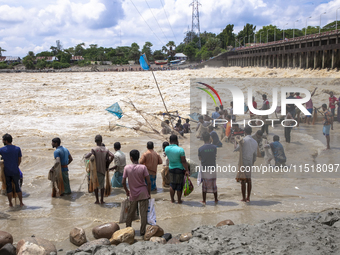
[66,210,340,254]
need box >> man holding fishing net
[50,137,73,197]
[85,135,114,204]
[0,133,24,207]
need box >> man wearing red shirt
[329,92,338,130]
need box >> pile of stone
[0,219,235,255]
[0,230,57,255]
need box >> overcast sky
[1,0,340,57]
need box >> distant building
[36,56,58,62]
[174,53,187,60]
[0,56,21,63]
[71,56,84,62]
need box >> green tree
[75,43,85,56]
[0,62,9,69]
[183,31,198,45]
[153,50,165,60]
[236,23,256,45]
[128,43,140,63]
[36,51,53,57]
[142,42,153,61]
[64,47,75,55]
[205,37,221,51]
[175,43,185,53]
[23,51,36,69]
[256,25,278,43]
[57,51,72,63]
[183,43,197,61]
[217,24,235,48]
[200,31,216,48]
[0,47,6,57]
[36,59,47,69]
[164,41,176,60]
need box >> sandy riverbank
[65,209,340,254]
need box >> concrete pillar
[277,55,280,68]
[299,53,302,68]
[293,54,296,68]
[322,50,325,69]
[287,54,290,68]
[314,51,317,69]
[306,52,309,69]
[282,54,284,68]
[331,50,335,69]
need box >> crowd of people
[0,89,338,236]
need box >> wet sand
[0,67,339,253]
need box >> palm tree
[0,47,6,57]
[165,41,176,60]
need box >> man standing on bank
[85,135,114,204]
[234,126,258,202]
[140,141,162,191]
[51,137,73,196]
[123,150,151,236]
[165,135,189,204]
[0,134,24,207]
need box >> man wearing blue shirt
[211,107,220,119]
[0,133,24,207]
[50,137,73,196]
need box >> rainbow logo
[196,82,223,106]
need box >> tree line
[0,21,338,70]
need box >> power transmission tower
[190,0,201,49]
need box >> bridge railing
[235,29,340,51]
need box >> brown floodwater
[0,67,339,253]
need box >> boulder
[16,237,57,255]
[216,220,235,227]
[180,232,192,242]
[109,227,135,245]
[162,233,172,242]
[0,243,16,255]
[76,238,110,252]
[333,221,340,228]
[69,227,87,247]
[149,237,166,244]
[167,236,180,244]
[143,225,164,241]
[0,231,13,249]
[92,222,120,239]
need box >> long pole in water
[150,69,170,116]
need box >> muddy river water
[0,67,339,252]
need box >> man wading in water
[50,138,73,196]
[85,135,114,204]
[164,135,189,204]
[0,134,24,207]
